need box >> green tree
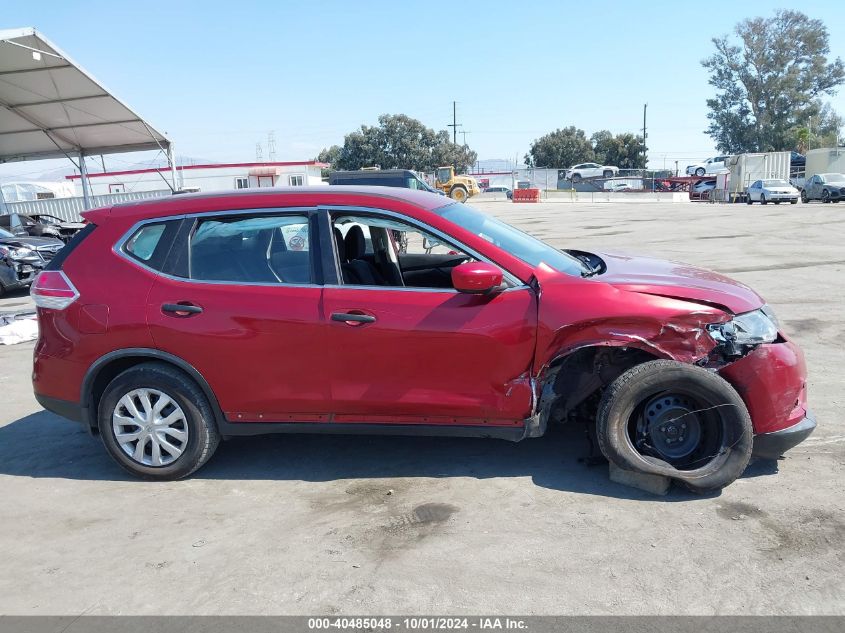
[591,130,647,169]
[525,127,594,168]
[702,10,845,153]
[320,114,477,173]
[316,145,341,165]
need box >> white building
[65,161,327,196]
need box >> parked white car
[746,179,799,205]
[686,156,730,177]
[565,163,619,182]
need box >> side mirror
[451,261,504,294]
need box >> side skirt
[218,420,526,442]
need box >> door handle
[162,303,203,316]
[331,312,376,324]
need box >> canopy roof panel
[0,27,170,162]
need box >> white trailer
[805,147,845,180]
[722,152,791,202]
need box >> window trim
[288,174,304,187]
[234,177,249,189]
[113,207,324,288]
[318,205,526,293]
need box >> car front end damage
[528,258,815,489]
[0,244,47,292]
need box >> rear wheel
[450,186,468,202]
[571,173,582,183]
[790,199,798,204]
[596,360,753,492]
[603,170,614,178]
[98,362,220,480]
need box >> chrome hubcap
[112,388,188,467]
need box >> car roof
[84,186,453,223]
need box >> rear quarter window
[122,220,181,271]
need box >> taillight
[31,271,79,310]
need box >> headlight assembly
[708,305,779,355]
[0,245,35,259]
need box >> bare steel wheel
[99,362,220,480]
[113,388,188,467]
[596,360,753,492]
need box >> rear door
[145,209,330,422]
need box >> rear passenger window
[189,214,311,284]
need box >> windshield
[0,227,14,238]
[435,203,588,276]
[763,179,790,187]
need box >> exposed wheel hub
[644,393,702,460]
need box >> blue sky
[3,0,845,178]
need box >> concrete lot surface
[0,200,843,615]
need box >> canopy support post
[167,144,179,192]
[0,179,8,214]
[79,152,92,210]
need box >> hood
[596,251,763,314]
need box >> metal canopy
[0,27,171,163]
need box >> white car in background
[565,163,619,182]
[746,179,799,205]
[686,156,730,177]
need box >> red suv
[31,187,815,489]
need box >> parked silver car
[746,179,799,205]
[565,163,618,183]
[801,173,845,203]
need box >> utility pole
[459,130,469,145]
[256,143,263,161]
[267,131,277,161]
[642,103,648,168]
[448,101,462,144]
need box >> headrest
[344,225,367,260]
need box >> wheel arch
[535,344,661,428]
[81,348,225,433]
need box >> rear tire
[791,199,798,205]
[603,170,613,178]
[98,362,220,480]
[596,360,753,492]
[571,173,582,183]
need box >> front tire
[596,360,753,492]
[449,186,468,202]
[823,189,831,203]
[801,190,808,203]
[746,195,753,205]
[760,194,767,205]
[98,362,220,480]
[571,173,582,183]
[695,167,706,177]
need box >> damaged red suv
[31,187,815,489]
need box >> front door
[146,210,329,422]
[320,210,537,427]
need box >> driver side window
[331,214,472,289]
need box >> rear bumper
[34,392,83,423]
[752,411,816,459]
